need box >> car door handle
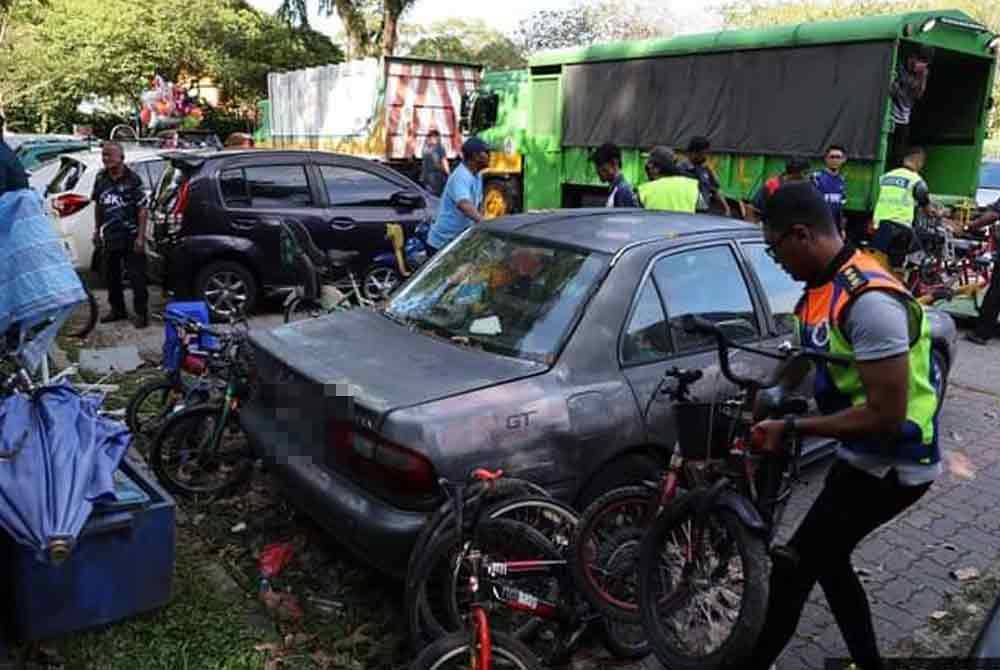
[232,217,257,230]
[329,217,357,231]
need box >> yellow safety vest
[637,176,700,213]
[872,167,922,228]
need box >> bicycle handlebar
[681,314,851,390]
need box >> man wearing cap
[427,137,490,256]
[636,146,700,213]
[747,180,940,670]
[680,136,730,217]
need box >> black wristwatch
[784,417,798,436]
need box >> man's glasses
[765,231,795,260]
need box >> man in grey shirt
[744,181,941,670]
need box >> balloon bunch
[139,75,204,130]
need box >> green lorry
[467,9,999,226]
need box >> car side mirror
[391,190,425,210]
[715,318,758,341]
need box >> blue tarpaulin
[0,384,131,564]
[0,189,87,372]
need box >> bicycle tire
[568,485,657,623]
[126,378,184,439]
[601,617,651,660]
[150,403,251,498]
[283,297,320,324]
[638,493,768,670]
[409,630,542,670]
[426,518,569,664]
[406,482,561,645]
[59,288,98,338]
[408,517,563,652]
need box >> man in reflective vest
[870,145,936,271]
[745,181,941,670]
[637,146,700,213]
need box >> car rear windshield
[385,230,608,363]
[45,158,87,195]
[153,162,188,212]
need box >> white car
[33,147,174,271]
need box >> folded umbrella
[0,383,131,564]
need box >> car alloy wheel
[363,266,402,302]
[203,271,248,317]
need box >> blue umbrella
[0,383,131,564]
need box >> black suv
[145,150,438,319]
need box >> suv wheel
[196,260,257,321]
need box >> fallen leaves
[945,451,976,480]
[950,566,980,582]
[930,610,949,621]
[260,589,304,623]
[231,521,248,533]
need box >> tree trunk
[333,0,369,58]
[380,0,398,57]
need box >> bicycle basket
[673,399,747,461]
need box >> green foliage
[516,0,676,52]
[277,0,416,57]
[403,19,528,70]
[2,0,343,133]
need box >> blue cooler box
[0,458,176,642]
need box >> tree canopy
[277,0,417,57]
[2,0,342,131]
[404,18,527,70]
[515,0,676,52]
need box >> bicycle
[278,219,374,323]
[634,315,850,670]
[148,321,255,498]
[409,470,649,666]
[125,313,228,439]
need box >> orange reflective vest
[795,249,940,465]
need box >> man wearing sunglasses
[746,181,940,670]
[812,144,848,238]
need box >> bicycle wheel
[150,404,252,498]
[439,519,570,665]
[410,631,541,670]
[409,519,563,657]
[569,485,657,623]
[126,378,185,439]
[283,297,321,324]
[406,484,564,646]
[598,527,650,659]
[638,493,768,670]
[59,288,98,338]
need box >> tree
[277,0,418,57]
[3,0,342,131]
[516,0,676,53]
[403,18,527,69]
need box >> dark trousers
[745,459,931,670]
[105,247,148,316]
[974,254,1000,339]
[890,122,910,168]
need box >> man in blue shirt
[0,114,29,197]
[427,137,490,255]
[812,144,848,237]
[591,142,638,208]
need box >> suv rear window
[46,158,86,195]
[220,165,312,209]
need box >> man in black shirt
[91,142,150,328]
[680,136,730,217]
[0,114,29,197]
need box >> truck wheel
[484,179,515,219]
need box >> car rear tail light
[166,181,190,235]
[52,194,90,218]
[329,420,437,496]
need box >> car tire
[195,260,257,322]
[575,452,661,510]
[932,348,949,411]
